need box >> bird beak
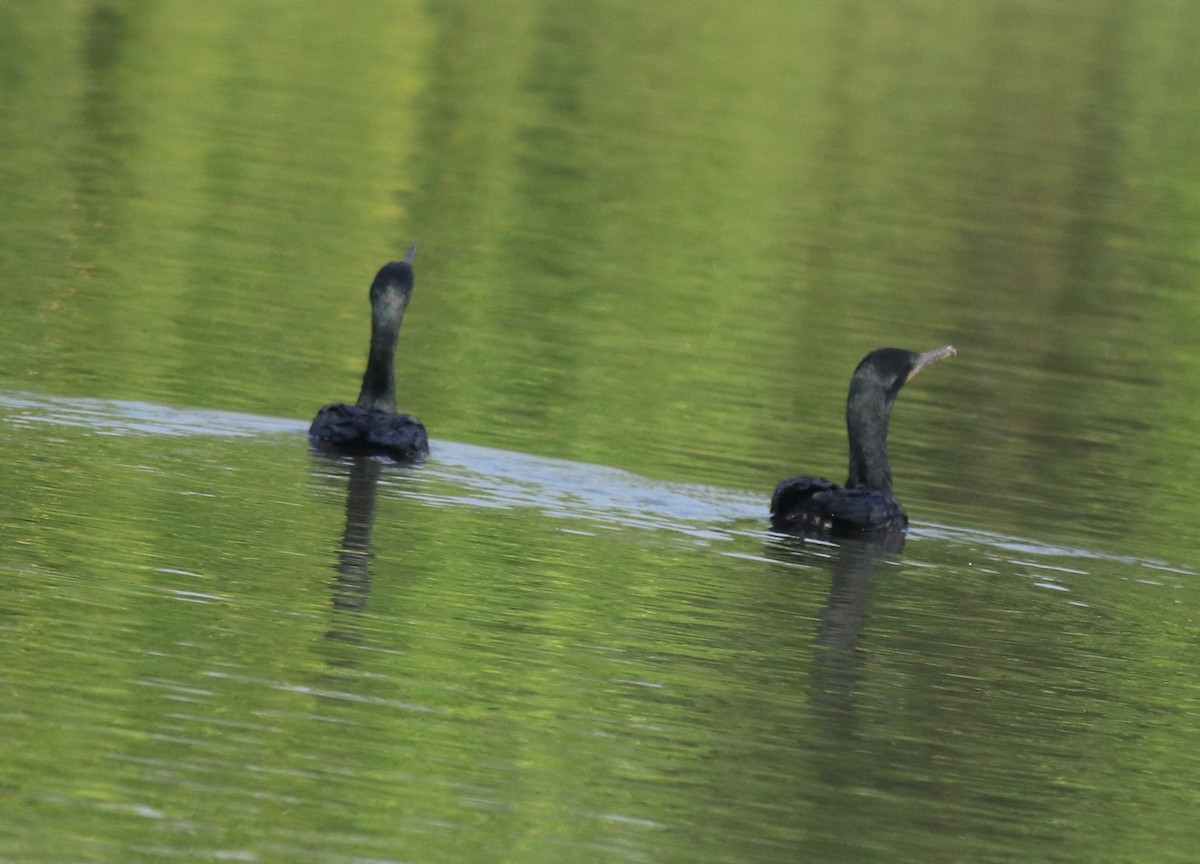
[404,244,418,264]
[907,344,957,381]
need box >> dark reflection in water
[325,457,386,648]
[768,533,902,649]
[816,536,902,653]
[767,533,904,736]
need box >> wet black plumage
[309,246,429,461]
[770,345,956,536]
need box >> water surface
[3,2,1200,862]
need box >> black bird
[770,345,956,536]
[309,246,429,460]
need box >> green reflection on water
[2,0,1199,555]
[1,418,1198,863]
[3,1,1200,861]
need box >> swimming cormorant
[770,345,956,536]
[309,246,429,460]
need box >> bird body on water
[309,246,429,460]
[770,345,956,536]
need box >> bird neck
[355,316,399,413]
[844,387,895,493]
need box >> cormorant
[770,345,956,536]
[309,246,429,460]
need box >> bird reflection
[768,532,904,732]
[814,533,902,656]
[324,456,386,652]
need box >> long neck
[844,385,895,493]
[355,314,399,413]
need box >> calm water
[3,2,1200,862]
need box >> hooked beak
[907,344,957,381]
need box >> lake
[2,2,1199,862]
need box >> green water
[3,2,1200,862]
